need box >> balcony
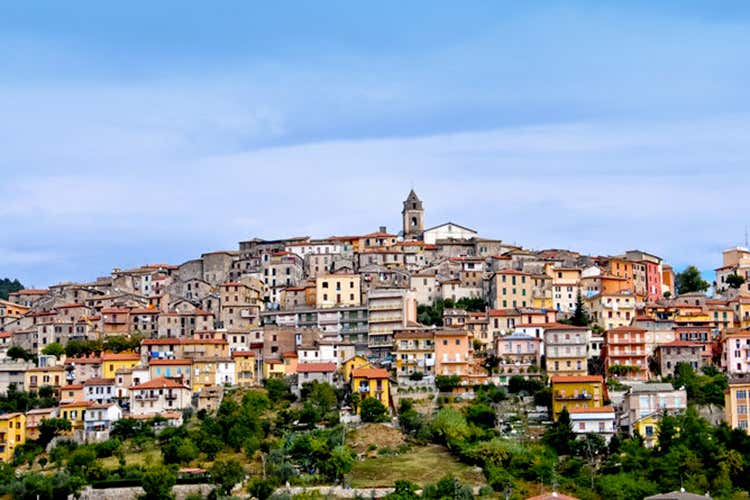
[555,392,593,400]
[165,394,178,400]
[134,394,158,401]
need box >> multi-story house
[568,406,617,442]
[219,280,263,330]
[316,274,361,308]
[495,333,541,384]
[351,367,390,413]
[367,288,417,357]
[394,327,435,385]
[232,350,257,386]
[262,251,305,305]
[544,326,590,376]
[726,375,750,434]
[488,270,533,309]
[0,299,29,329]
[83,378,116,404]
[586,291,636,330]
[623,383,686,447]
[0,413,26,463]
[603,326,648,381]
[631,316,676,356]
[129,377,192,416]
[550,375,605,420]
[723,329,750,375]
[656,340,703,376]
[149,358,193,390]
[410,272,439,305]
[715,247,750,295]
[434,329,471,377]
[83,402,122,441]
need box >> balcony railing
[555,392,593,400]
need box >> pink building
[723,329,750,376]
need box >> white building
[84,402,122,441]
[568,406,617,442]
[83,378,116,404]
[422,222,477,245]
[129,377,192,416]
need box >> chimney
[379,226,387,233]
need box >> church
[401,190,477,244]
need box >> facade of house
[623,383,687,447]
[551,375,605,420]
[568,406,617,442]
[351,367,390,412]
[726,376,750,433]
[129,377,192,415]
[394,328,435,384]
[657,340,703,376]
[603,326,649,381]
[545,326,590,376]
[0,412,25,463]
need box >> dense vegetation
[0,277,24,300]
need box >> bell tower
[402,189,424,240]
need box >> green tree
[385,480,420,499]
[675,265,709,295]
[41,342,65,357]
[320,445,355,482]
[264,377,295,403]
[0,278,23,300]
[726,273,746,289]
[570,290,590,326]
[210,458,245,495]
[140,464,176,500]
[6,346,35,362]
[435,374,461,392]
[38,418,72,447]
[246,477,274,500]
[542,408,575,455]
[360,397,388,422]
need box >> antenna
[745,225,748,248]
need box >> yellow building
[0,413,26,463]
[101,352,141,379]
[59,401,90,431]
[316,274,361,308]
[342,355,369,382]
[233,351,257,386]
[490,270,533,309]
[633,413,662,448]
[263,359,286,379]
[24,365,65,393]
[191,356,234,393]
[351,367,390,412]
[551,375,605,420]
[725,377,750,433]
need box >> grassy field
[346,444,486,488]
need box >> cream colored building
[316,274,361,308]
[488,270,534,309]
[586,291,636,330]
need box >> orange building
[603,326,648,380]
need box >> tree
[727,273,746,289]
[210,458,245,495]
[542,408,575,455]
[386,480,420,499]
[140,464,176,500]
[320,445,355,482]
[435,375,461,392]
[0,278,23,300]
[38,418,72,447]
[481,354,499,376]
[246,477,274,500]
[7,346,35,362]
[41,342,65,357]
[360,397,388,422]
[264,377,295,403]
[570,290,590,326]
[675,265,709,295]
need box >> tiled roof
[352,367,389,379]
[131,377,189,390]
[551,375,603,384]
[567,406,614,414]
[296,362,336,373]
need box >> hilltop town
[1,190,749,499]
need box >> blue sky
[1,1,749,287]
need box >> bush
[360,397,388,423]
[140,464,176,500]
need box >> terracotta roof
[60,400,91,409]
[10,289,48,295]
[231,350,256,357]
[57,303,87,309]
[131,377,189,390]
[515,322,570,329]
[551,375,604,384]
[606,326,647,333]
[567,406,614,414]
[658,340,701,348]
[102,352,140,361]
[62,384,83,390]
[83,378,115,385]
[526,492,580,500]
[352,367,389,379]
[0,412,24,419]
[296,362,336,373]
[149,358,192,366]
